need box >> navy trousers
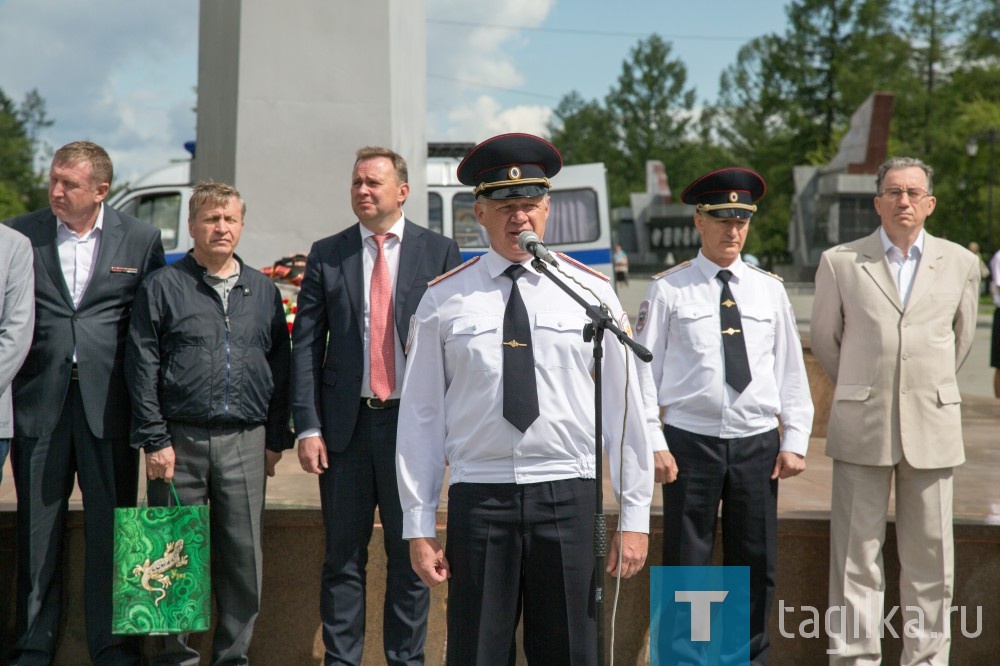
[661,425,780,666]
[445,478,598,666]
[318,403,429,666]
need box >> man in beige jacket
[811,156,980,664]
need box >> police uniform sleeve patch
[747,263,783,281]
[428,255,479,287]
[636,300,650,334]
[556,252,610,282]
[619,311,633,338]
[652,260,692,281]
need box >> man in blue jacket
[126,181,293,664]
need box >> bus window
[118,192,182,250]
[450,188,599,249]
[427,192,443,235]
[452,193,488,248]
[545,188,599,244]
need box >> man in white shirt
[635,167,813,666]
[396,133,655,665]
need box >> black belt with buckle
[363,397,400,410]
[70,364,79,381]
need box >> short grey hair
[875,156,934,195]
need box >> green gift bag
[112,483,211,635]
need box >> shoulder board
[652,260,692,280]
[428,255,480,287]
[556,253,610,282]
[747,264,783,281]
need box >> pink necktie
[369,233,395,400]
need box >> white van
[109,157,615,284]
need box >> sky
[0,0,790,184]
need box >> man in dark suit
[291,146,461,665]
[5,141,166,665]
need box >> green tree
[0,87,52,218]
[961,0,1000,62]
[885,0,1000,247]
[763,0,907,163]
[549,35,709,207]
[893,0,965,155]
[707,1,916,261]
[709,36,806,263]
[548,91,626,183]
[603,35,697,196]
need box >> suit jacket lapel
[339,225,364,335]
[395,220,426,342]
[78,206,124,310]
[34,211,75,309]
[905,233,943,312]
[859,230,903,313]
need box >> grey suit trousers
[147,422,267,666]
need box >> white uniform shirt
[634,252,813,456]
[396,249,655,538]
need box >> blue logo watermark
[650,566,750,665]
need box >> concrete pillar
[194,0,427,267]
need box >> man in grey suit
[292,146,461,665]
[5,141,166,665]
[0,224,34,487]
[811,156,980,664]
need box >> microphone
[517,231,559,266]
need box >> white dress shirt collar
[359,212,406,243]
[56,203,106,240]
[879,226,925,259]
[694,250,745,283]
[483,248,538,279]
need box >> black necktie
[502,265,539,432]
[717,269,752,393]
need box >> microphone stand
[531,258,651,666]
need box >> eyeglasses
[880,187,930,202]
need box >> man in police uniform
[395,133,656,665]
[634,167,813,665]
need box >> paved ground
[2,274,997,525]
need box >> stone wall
[3,512,998,664]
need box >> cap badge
[728,191,739,203]
[508,166,521,180]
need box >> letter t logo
[675,590,729,641]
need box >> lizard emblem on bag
[133,539,189,606]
